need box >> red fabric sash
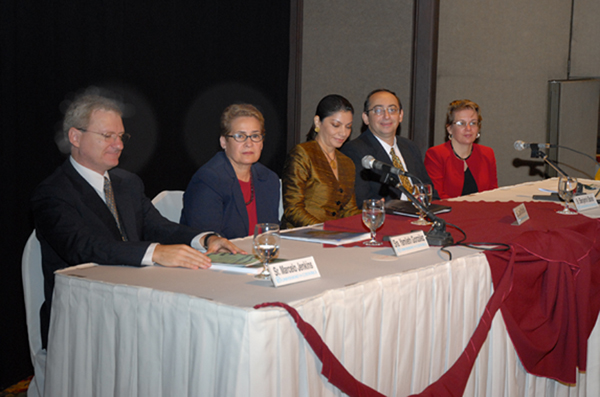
[253,247,515,397]
[254,302,386,397]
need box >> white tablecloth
[44,179,600,396]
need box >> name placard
[390,231,429,257]
[268,256,321,287]
[573,194,599,212]
[512,203,529,225]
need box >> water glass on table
[411,183,433,225]
[362,199,385,246]
[253,223,280,279]
[557,176,578,215]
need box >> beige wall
[301,0,414,141]
[435,1,574,186]
[302,1,600,187]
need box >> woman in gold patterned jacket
[281,94,361,228]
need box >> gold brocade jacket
[281,140,361,228]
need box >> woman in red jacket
[425,99,498,199]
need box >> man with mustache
[341,88,435,205]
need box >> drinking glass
[411,183,433,225]
[362,199,385,246]
[557,176,578,215]
[253,223,280,280]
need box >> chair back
[22,231,46,397]
[152,190,185,223]
[278,179,284,220]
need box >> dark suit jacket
[31,159,201,347]
[341,129,435,206]
[180,151,280,239]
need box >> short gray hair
[220,103,265,136]
[56,89,123,153]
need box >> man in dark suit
[341,89,435,206]
[32,91,243,348]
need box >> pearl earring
[476,133,481,139]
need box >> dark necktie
[104,176,128,241]
[389,148,413,193]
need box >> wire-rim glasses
[77,128,131,144]
[366,106,400,116]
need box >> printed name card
[573,194,599,212]
[390,231,429,257]
[512,203,529,225]
[268,256,321,287]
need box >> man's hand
[204,235,247,255]
[152,244,212,269]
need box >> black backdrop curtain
[0,0,290,386]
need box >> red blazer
[425,140,498,199]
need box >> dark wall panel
[547,79,600,179]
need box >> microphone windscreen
[514,140,526,151]
[361,155,375,169]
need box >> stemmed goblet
[557,176,578,215]
[411,183,433,225]
[362,199,385,246]
[253,223,280,279]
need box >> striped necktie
[104,176,128,241]
[389,148,413,193]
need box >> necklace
[452,144,472,161]
[244,174,254,205]
[319,143,337,170]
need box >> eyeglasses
[366,106,400,116]
[225,133,264,143]
[77,128,131,144]
[452,120,479,128]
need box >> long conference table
[44,178,600,397]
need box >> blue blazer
[181,152,280,239]
[341,129,436,205]
[31,159,202,347]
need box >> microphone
[362,156,452,245]
[361,155,409,176]
[514,140,557,151]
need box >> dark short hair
[306,94,354,141]
[220,104,265,137]
[363,89,402,114]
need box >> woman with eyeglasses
[281,94,361,228]
[180,104,280,238]
[424,99,498,199]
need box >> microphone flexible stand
[529,147,591,194]
[379,172,454,246]
[529,146,569,177]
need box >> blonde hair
[445,99,482,128]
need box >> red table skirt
[323,200,600,390]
